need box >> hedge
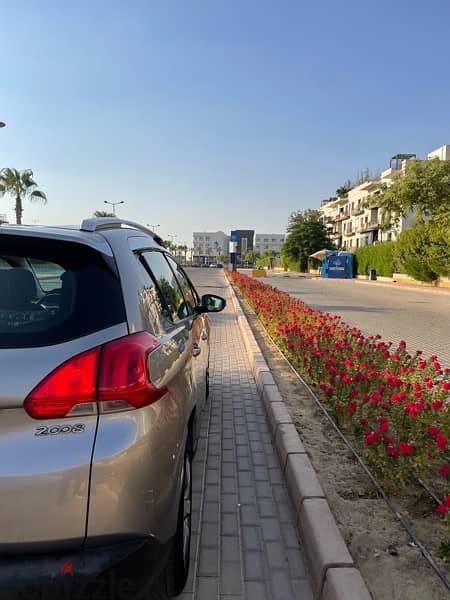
[354,242,395,277]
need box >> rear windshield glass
[0,235,126,348]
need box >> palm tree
[179,244,188,266]
[0,168,47,225]
[93,210,115,217]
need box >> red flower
[365,431,380,446]
[386,447,399,457]
[428,426,440,438]
[446,495,450,508]
[399,442,414,456]
[443,381,450,391]
[436,434,448,451]
[432,400,444,411]
[437,504,449,515]
[378,416,389,433]
[359,418,369,426]
[440,465,450,478]
[347,401,357,414]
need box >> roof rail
[80,218,165,247]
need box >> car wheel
[150,441,193,599]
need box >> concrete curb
[226,275,372,600]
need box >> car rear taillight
[24,332,166,420]
[97,332,166,411]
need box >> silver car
[0,218,225,599]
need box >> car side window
[165,255,197,317]
[140,251,185,323]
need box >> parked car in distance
[0,218,226,600]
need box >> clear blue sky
[1,0,450,246]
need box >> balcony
[351,207,365,216]
[335,213,351,221]
[358,221,380,233]
[344,230,356,236]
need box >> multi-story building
[254,233,285,257]
[233,229,255,262]
[192,231,229,265]
[319,146,450,251]
[319,154,422,251]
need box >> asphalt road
[237,270,450,368]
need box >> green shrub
[354,242,395,277]
[404,257,438,282]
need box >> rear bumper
[0,536,170,599]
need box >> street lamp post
[104,200,124,215]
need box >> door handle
[192,345,201,357]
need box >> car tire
[149,440,193,599]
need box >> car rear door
[0,234,127,553]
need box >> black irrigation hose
[237,292,450,593]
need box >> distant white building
[254,233,285,256]
[428,144,450,161]
[192,231,229,265]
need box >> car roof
[0,219,164,256]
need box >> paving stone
[198,547,218,576]
[242,526,261,551]
[196,576,218,599]
[244,551,265,580]
[245,581,268,600]
[220,562,243,595]
[222,513,239,536]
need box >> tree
[372,158,450,279]
[257,250,276,269]
[93,210,115,217]
[335,179,352,198]
[372,158,450,227]
[394,220,439,282]
[217,253,229,264]
[178,244,188,265]
[0,168,47,225]
[163,240,176,253]
[243,250,259,265]
[282,209,334,272]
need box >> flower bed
[229,271,450,529]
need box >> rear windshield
[0,235,126,348]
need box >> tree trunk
[15,195,23,225]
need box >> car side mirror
[195,294,226,313]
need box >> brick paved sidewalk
[178,285,313,600]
